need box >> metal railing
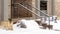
[14,2,51,25]
[11,1,57,28]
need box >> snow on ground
[46,20,60,30]
[0,19,60,34]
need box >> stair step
[35,19,41,25]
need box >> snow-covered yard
[0,19,60,34]
[0,28,60,34]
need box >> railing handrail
[14,3,49,17]
[21,2,49,17]
[14,3,43,18]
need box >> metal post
[49,17,50,30]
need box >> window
[40,0,47,16]
[40,1,47,10]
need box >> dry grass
[0,20,13,30]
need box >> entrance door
[11,0,32,18]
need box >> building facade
[0,0,60,21]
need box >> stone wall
[47,0,52,16]
[55,0,60,19]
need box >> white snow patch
[0,19,60,34]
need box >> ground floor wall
[0,0,55,21]
[55,0,60,19]
[0,0,60,21]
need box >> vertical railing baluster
[49,17,50,29]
